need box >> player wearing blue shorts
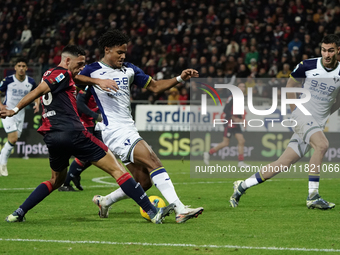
[75,29,203,223]
[0,57,39,176]
[230,34,340,210]
[1,45,175,223]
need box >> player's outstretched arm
[147,68,199,93]
[74,74,119,92]
[33,98,40,113]
[0,81,50,118]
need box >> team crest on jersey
[333,76,340,84]
[55,73,65,83]
[124,138,131,146]
[121,67,127,74]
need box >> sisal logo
[199,83,312,128]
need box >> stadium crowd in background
[1,0,340,103]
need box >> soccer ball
[140,195,166,221]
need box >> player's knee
[150,151,162,166]
[238,138,245,146]
[315,140,329,155]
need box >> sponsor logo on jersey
[100,72,106,75]
[312,73,319,76]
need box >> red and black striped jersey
[37,67,85,134]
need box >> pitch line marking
[0,178,330,191]
[0,238,339,252]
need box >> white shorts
[290,111,323,144]
[101,125,142,164]
[1,114,24,137]
[287,133,311,158]
[287,111,324,158]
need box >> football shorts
[101,125,143,165]
[1,114,24,137]
[290,111,323,144]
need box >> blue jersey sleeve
[77,62,102,90]
[124,62,152,88]
[28,76,37,90]
[290,59,317,81]
[0,76,13,92]
[80,62,102,77]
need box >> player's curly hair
[321,34,340,47]
[98,29,130,53]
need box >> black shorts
[223,125,242,138]
[86,126,102,141]
[43,130,107,172]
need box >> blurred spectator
[168,87,180,105]
[20,24,33,48]
[276,63,291,78]
[179,87,189,105]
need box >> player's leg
[230,146,301,207]
[59,129,100,191]
[0,131,18,176]
[92,150,175,223]
[306,131,334,209]
[234,132,250,167]
[203,127,230,165]
[0,117,23,176]
[6,167,68,222]
[58,158,91,191]
[132,140,203,223]
[93,163,152,218]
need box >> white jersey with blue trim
[0,74,37,119]
[290,57,340,127]
[80,61,151,129]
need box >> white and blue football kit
[80,61,152,164]
[288,57,340,157]
[0,75,37,135]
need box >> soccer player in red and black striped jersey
[1,45,175,223]
[58,87,102,191]
[203,83,251,168]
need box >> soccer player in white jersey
[0,58,39,176]
[75,29,203,223]
[230,34,340,210]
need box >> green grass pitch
[0,158,340,254]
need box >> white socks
[0,141,14,165]
[104,168,186,214]
[244,174,260,188]
[308,181,319,199]
[151,169,185,214]
[104,187,129,206]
